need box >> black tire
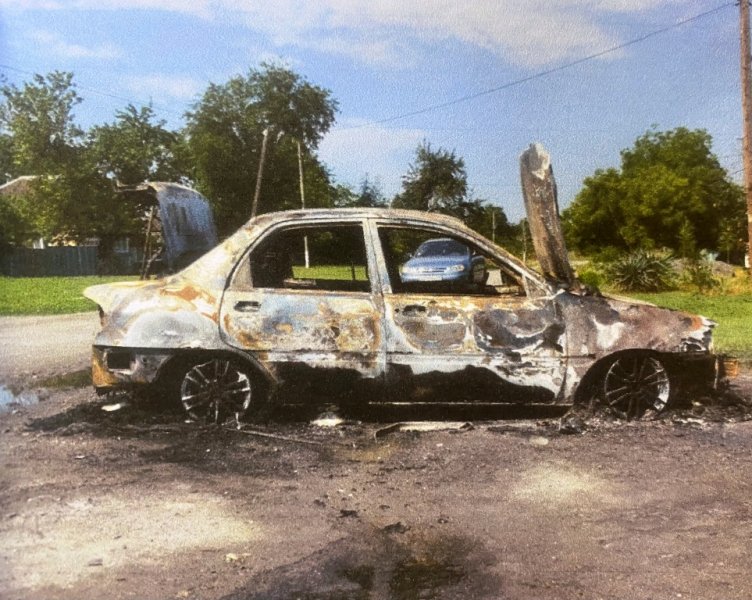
[178,357,255,425]
[600,353,672,419]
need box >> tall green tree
[0,71,83,176]
[0,133,14,184]
[0,72,143,253]
[392,141,518,248]
[563,127,746,260]
[392,142,468,215]
[333,175,387,208]
[89,104,186,185]
[185,64,338,235]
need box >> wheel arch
[154,348,277,405]
[572,348,674,407]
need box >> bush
[605,250,675,292]
[576,266,604,290]
[680,260,720,292]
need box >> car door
[219,220,384,403]
[375,223,567,404]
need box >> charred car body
[85,208,717,422]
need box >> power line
[0,62,185,118]
[347,2,735,129]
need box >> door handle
[234,300,261,312]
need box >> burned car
[84,208,716,422]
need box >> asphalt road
[0,312,100,382]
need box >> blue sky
[0,0,742,222]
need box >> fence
[0,246,98,277]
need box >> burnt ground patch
[220,528,502,600]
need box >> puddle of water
[0,384,39,412]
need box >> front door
[376,225,566,404]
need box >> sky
[0,0,743,222]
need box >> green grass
[292,264,368,281]
[630,292,752,358]
[0,276,137,315]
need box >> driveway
[0,312,99,382]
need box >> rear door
[219,219,384,403]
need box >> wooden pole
[140,206,155,280]
[297,140,310,268]
[251,127,270,218]
[740,0,752,273]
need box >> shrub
[576,266,604,290]
[605,250,675,292]
[680,260,720,292]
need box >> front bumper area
[92,346,172,393]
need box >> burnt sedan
[85,208,717,423]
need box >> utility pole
[251,127,270,218]
[491,208,496,244]
[297,140,310,268]
[740,0,752,273]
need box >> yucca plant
[606,250,675,292]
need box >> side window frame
[229,219,377,295]
[374,223,527,297]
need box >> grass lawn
[630,292,752,359]
[0,276,137,315]
[292,264,368,280]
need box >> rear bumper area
[92,346,172,392]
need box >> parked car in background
[400,237,486,285]
[84,208,717,424]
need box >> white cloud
[318,119,426,195]
[124,74,203,100]
[0,0,210,16]
[6,0,690,68]
[27,29,121,60]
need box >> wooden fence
[0,246,98,277]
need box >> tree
[392,142,468,215]
[89,104,186,185]
[0,72,143,255]
[563,128,746,260]
[0,71,83,176]
[333,175,387,208]
[185,64,338,235]
[0,133,14,184]
[354,175,387,207]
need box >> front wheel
[179,358,254,425]
[602,354,671,419]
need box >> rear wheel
[602,353,671,419]
[179,358,253,425]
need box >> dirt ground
[1,363,751,600]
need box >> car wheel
[179,358,253,425]
[602,353,671,419]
